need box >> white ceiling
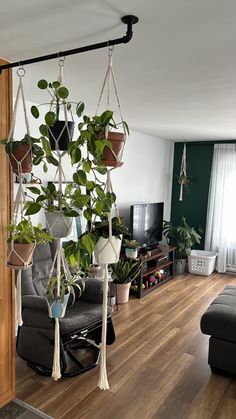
[1,0,236,141]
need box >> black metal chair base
[27,339,100,378]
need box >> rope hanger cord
[95,47,126,168]
[0,15,139,72]
[179,143,187,202]
[7,67,33,172]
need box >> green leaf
[95,201,103,214]
[94,165,107,175]
[41,137,52,157]
[27,186,41,195]
[123,121,130,136]
[31,106,39,119]
[81,234,94,254]
[46,155,59,166]
[52,81,60,89]
[100,110,113,127]
[25,202,41,215]
[64,210,80,217]
[39,124,48,137]
[82,160,91,173]
[70,148,81,165]
[57,86,69,99]
[76,102,85,117]
[73,170,87,186]
[43,162,48,173]
[38,79,48,89]
[45,111,57,126]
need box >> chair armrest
[22,295,48,312]
[80,278,104,304]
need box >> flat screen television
[130,202,164,248]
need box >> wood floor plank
[16,273,236,419]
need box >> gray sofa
[201,285,236,375]
[17,242,115,377]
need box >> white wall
[14,100,174,227]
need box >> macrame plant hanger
[48,58,74,381]
[7,67,35,326]
[95,47,125,390]
[179,143,187,201]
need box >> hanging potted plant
[24,182,82,238]
[123,239,140,259]
[69,110,129,168]
[31,79,84,151]
[111,259,141,304]
[0,134,59,175]
[46,273,85,319]
[163,217,202,274]
[7,219,52,268]
[92,217,129,265]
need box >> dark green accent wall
[171,142,214,247]
[171,140,236,247]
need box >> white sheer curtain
[205,144,236,272]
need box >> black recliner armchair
[17,242,115,377]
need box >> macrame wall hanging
[178,143,187,201]
[6,68,35,326]
[94,47,126,390]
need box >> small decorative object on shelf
[131,245,176,299]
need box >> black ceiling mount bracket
[0,15,139,74]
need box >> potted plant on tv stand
[163,217,201,274]
[123,239,140,259]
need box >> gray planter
[45,211,73,238]
[174,259,187,274]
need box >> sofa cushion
[201,285,236,343]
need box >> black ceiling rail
[0,15,139,73]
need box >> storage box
[188,250,217,276]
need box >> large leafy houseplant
[163,217,201,259]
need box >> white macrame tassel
[16,270,23,326]
[52,318,61,381]
[179,184,183,202]
[98,264,109,390]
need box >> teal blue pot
[125,247,138,259]
[47,293,70,319]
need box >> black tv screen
[130,202,164,247]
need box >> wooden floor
[16,273,236,419]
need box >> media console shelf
[132,245,176,299]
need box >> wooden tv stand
[133,245,176,299]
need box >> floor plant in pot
[31,79,84,151]
[7,218,52,268]
[110,259,141,304]
[163,217,201,274]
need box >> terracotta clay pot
[7,243,35,268]
[101,132,126,167]
[9,143,32,174]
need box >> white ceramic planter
[45,211,73,238]
[115,282,131,304]
[94,236,122,265]
[125,247,138,259]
